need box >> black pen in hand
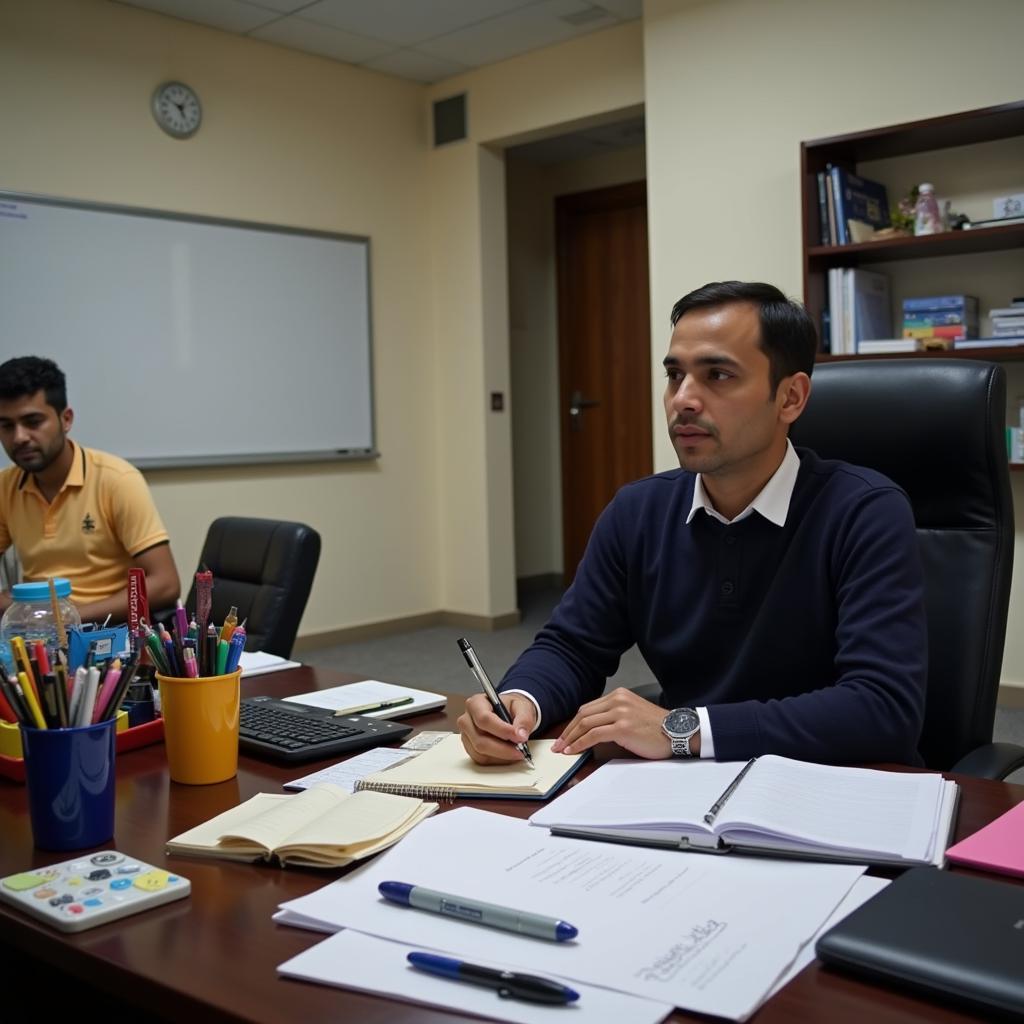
[457,637,535,768]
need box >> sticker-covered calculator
[0,851,190,932]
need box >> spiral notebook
[354,735,588,800]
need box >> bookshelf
[800,101,1024,362]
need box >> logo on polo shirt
[82,514,96,533]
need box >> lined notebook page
[279,790,429,848]
[356,735,583,797]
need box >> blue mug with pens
[21,718,117,850]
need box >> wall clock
[151,81,202,139]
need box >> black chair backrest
[790,359,1013,769]
[186,517,321,659]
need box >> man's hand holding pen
[458,692,538,766]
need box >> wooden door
[556,181,652,584]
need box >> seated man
[0,356,180,623]
[459,281,927,767]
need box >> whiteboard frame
[0,189,379,469]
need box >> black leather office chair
[186,517,321,659]
[790,359,1024,779]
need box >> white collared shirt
[509,441,802,759]
[688,439,801,756]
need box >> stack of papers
[284,679,446,719]
[275,806,870,1020]
[238,651,302,676]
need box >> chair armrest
[949,742,1024,780]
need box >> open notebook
[530,755,959,867]
[354,735,588,800]
[165,785,437,868]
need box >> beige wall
[507,146,648,579]
[643,0,1024,687]
[1,0,440,636]
[424,21,645,613]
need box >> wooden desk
[1,665,1021,1024]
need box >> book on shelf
[903,312,977,328]
[953,338,1024,349]
[829,166,848,244]
[989,307,1024,319]
[529,755,959,868]
[840,169,890,233]
[816,171,830,246]
[849,268,892,344]
[963,214,1024,230]
[903,294,978,314]
[825,167,839,245]
[354,733,589,800]
[165,784,437,868]
[903,325,968,341]
[856,339,917,354]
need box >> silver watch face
[663,707,699,737]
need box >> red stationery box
[0,713,164,783]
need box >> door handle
[568,390,600,431]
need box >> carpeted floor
[303,586,1024,784]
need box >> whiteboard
[0,191,376,467]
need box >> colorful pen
[225,626,246,674]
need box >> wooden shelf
[800,101,1024,355]
[817,345,1024,364]
[807,223,1024,269]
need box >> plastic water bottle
[0,579,82,676]
[914,184,944,236]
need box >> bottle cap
[919,183,934,192]
[10,578,72,601]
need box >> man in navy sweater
[459,281,927,767]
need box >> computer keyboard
[239,696,413,763]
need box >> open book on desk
[165,785,437,868]
[355,734,588,800]
[530,755,958,867]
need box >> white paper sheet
[278,930,674,1024]
[238,651,302,676]
[277,807,865,1021]
[764,875,890,999]
[284,748,415,792]
[284,679,446,719]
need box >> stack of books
[955,298,1024,350]
[902,295,977,348]
[826,267,893,354]
[990,301,1024,339]
[817,167,890,246]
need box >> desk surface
[1,665,1022,1024]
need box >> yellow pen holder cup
[157,669,241,785]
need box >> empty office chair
[186,517,321,659]
[790,359,1024,778]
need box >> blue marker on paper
[379,881,578,941]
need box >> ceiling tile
[249,17,395,63]
[117,0,279,33]
[416,0,617,67]
[592,0,642,18]
[362,48,471,84]
[239,0,310,11]
[297,0,535,47]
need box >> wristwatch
[662,707,700,757]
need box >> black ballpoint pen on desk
[406,952,579,1005]
[456,637,535,768]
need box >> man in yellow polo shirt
[0,356,180,623]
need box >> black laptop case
[816,866,1024,1017]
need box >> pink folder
[945,799,1024,879]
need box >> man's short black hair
[0,356,68,413]
[670,282,818,393]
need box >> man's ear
[777,372,811,426]
[61,406,74,433]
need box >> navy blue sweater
[500,448,927,765]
